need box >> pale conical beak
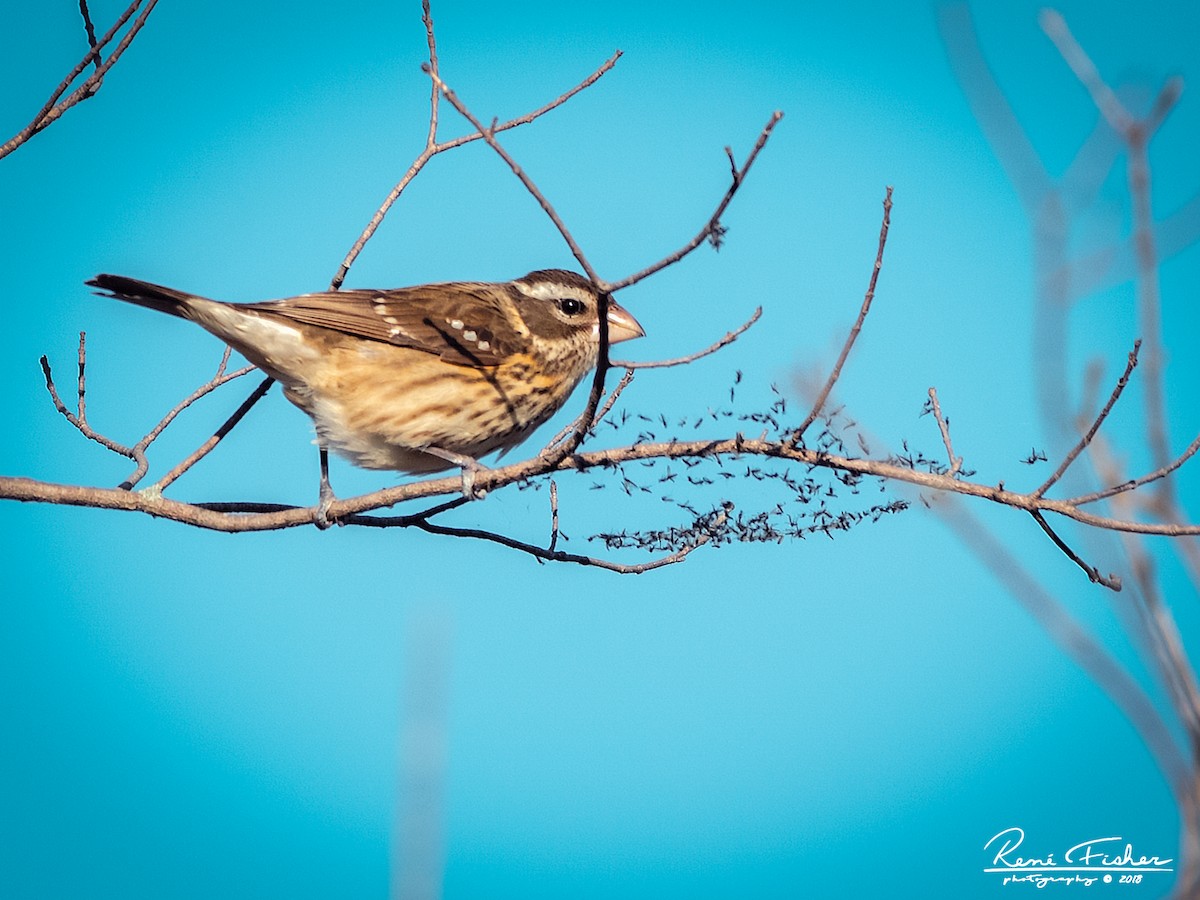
[600,298,645,344]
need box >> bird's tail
[87,274,203,319]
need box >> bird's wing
[243,284,527,368]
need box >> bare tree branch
[791,186,893,444]
[545,368,637,452]
[606,113,785,293]
[937,3,1052,210]
[1039,10,1137,132]
[330,6,621,290]
[40,335,255,490]
[5,432,1196,538]
[1034,340,1140,499]
[40,334,133,459]
[611,307,761,370]
[925,387,963,477]
[392,606,452,900]
[1068,434,1200,507]
[78,0,101,71]
[423,66,601,283]
[149,376,275,494]
[408,506,729,573]
[0,0,159,160]
[1030,509,1122,590]
[548,479,561,554]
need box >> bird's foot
[425,447,488,500]
[315,447,338,529]
[314,478,338,529]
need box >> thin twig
[1,0,158,160]
[434,55,622,157]
[1029,509,1122,590]
[330,28,620,289]
[40,335,133,457]
[78,0,101,70]
[926,387,963,476]
[606,113,785,293]
[135,347,248,450]
[41,335,256,488]
[122,357,257,489]
[587,368,635,434]
[148,376,275,493]
[611,307,761,369]
[548,480,560,553]
[724,146,738,181]
[423,65,600,282]
[409,508,728,573]
[421,0,439,147]
[322,496,471,527]
[75,332,91,434]
[792,186,893,444]
[544,368,636,450]
[1034,340,1139,499]
[1068,433,1200,507]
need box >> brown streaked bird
[88,269,644,510]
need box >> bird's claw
[315,473,337,529]
[459,460,488,500]
[424,446,487,500]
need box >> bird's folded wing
[243,285,525,368]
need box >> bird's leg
[314,446,337,529]
[424,446,488,499]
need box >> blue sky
[2,2,1198,897]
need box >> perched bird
[88,270,644,514]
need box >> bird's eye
[557,297,585,316]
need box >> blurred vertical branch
[938,3,1200,894]
[392,608,454,900]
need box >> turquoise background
[1,1,1197,897]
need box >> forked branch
[0,0,160,160]
[40,334,254,491]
